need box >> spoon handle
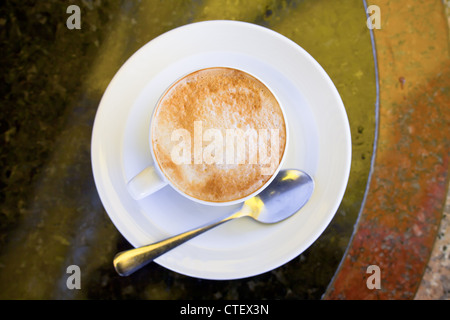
[113,210,245,276]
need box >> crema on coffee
[151,67,286,202]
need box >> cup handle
[127,166,167,200]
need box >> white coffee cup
[127,67,289,206]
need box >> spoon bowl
[114,169,314,276]
[252,169,314,224]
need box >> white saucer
[91,21,351,280]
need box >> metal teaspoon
[114,169,314,276]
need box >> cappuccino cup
[127,67,288,206]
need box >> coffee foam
[151,67,286,202]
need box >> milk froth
[151,67,286,202]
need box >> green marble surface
[0,0,376,299]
